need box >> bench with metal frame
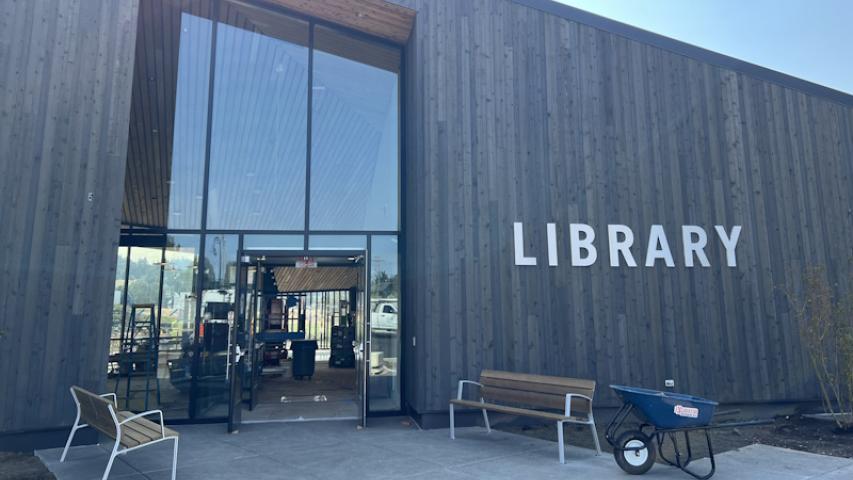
[61,386,179,480]
[449,370,601,464]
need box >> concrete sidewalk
[37,419,853,479]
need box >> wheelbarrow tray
[610,385,718,429]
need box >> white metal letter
[607,224,637,267]
[514,222,537,266]
[682,225,710,267]
[715,225,742,267]
[547,223,558,266]
[645,225,675,267]
[569,224,597,267]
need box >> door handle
[234,345,245,363]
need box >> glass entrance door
[229,251,368,428]
[227,256,256,432]
[354,252,368,428]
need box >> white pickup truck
[371,301,398,332]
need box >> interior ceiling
[273,266,359,292]
[122,0,186,228]
[266,0,414,44]
[122,0,404,228]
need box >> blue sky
[557,0,852,95]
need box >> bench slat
[72,387,118,439]
[480,370,595,391]
[480,376,594,398]
[481,385,566,410]
[472,371,596,414]
[450,399,587,423]
[115,412,177,447]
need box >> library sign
[512,222,742,268]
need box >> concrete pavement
[36,419,853,479]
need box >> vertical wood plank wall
[0,0,139,435]
[397,0,853,412]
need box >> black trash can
[290,339,318,379]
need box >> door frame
[227,249,370,430]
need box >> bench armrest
[99,393,118,406]
[457,380,484,400]
[565,393,593,418]
[119,410,165,437]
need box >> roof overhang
[266,0,415,44]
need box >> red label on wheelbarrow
[674,404,699,418]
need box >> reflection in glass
[369,235,401,411]
[196,234,238,417]
[243,234,304,251]
[158,235,199,419]
[310,27,400,231]
[108,238,199,420]
[123,4,213,229]
[309,235,366,250]
[206,17,309,230]
[165,13,212,228]
[109,245,164,413]
[110,247,129,367]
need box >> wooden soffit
[268,0,414,44]
[274,267,360,292]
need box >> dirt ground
[500,412,853,464]
[0,453,55,480]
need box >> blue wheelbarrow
[605,385,771,479]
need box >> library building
[1,0,852,452]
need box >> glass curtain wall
[109,236,199,420]
[369,236,401,411]
[118,0,402,419]
[206,12,309,230]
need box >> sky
[556,0,852,95]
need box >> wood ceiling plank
[274,266,360,292]
[268,0,415,44]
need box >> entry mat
[281,395,328,403]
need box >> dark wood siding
[397,0,853,412]
[0,0,138,433]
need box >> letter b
[570,224,597,266]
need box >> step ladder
[113,303,161,411]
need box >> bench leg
[60,422,84,462]
[589,415,602,455]
[171,437,179,480]
[449,403,455,440]
[102,441,120,480]
[481,408,491,433]
[557,421,565,464]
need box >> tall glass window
[123,2,213,229]
[369,235,401,411]
[110,245,164,413]
[196,234,238,418]
[164,13,212,229]
[108,236,199,420]
[159,235,199,419]
[206,12,309,230]
[310,27,400,231]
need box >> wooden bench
[61,386,179,480]
[449,370,601,464]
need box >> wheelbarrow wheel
[614,430,656,475]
